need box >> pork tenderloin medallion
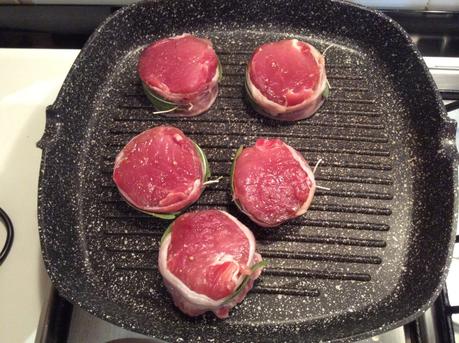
[158,210,265,318]
[112,126,209,219]
[231,138,316,227]
[138,34,221,117]
[246,39,328,121]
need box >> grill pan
[37,0,458,341]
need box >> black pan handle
[0,207,14,265]
[446,100,459,113]
[37,105,62,150]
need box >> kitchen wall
[2,0,459,10]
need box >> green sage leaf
[193,141,211,181]
[142,82,179,112]
[223,260,268,304]
[160,223,174,245]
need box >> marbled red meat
[138,34,220,116]
[158,210,264,318]
[112,126,208,216]
[232,138,316,227]
[246,39,328,121]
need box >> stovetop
[0,5,458,343]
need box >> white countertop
[0,48,79,343]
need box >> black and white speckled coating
[37,0,458,342]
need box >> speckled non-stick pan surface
[37,0,458,342]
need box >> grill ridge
[257,249,382,264]
[259,235,387,248]
[102,218,389,232]
[103,158,392,171]
[263,268,371,282]
[309,204,391,215]
[109,129,389,144]
[99,187,392,200]
[298,219,389,230]
[112,265,372,282]
[112,116,385,130]
[251,286,321,297]
[103,246,382,265]
[105,144,392,157]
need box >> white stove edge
[0,48,80,343]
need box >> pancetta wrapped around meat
[112,126,209,219]
[138,34,221,117]
[246,39,328,121]
[158,210,265,318]
[231,138,316,227]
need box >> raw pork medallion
[138,34,221,116]
[112,126,209,219]
[246,39,328,121]
[231,138,316,227]
[158,210,265,318]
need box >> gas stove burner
[0,207,14,265]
